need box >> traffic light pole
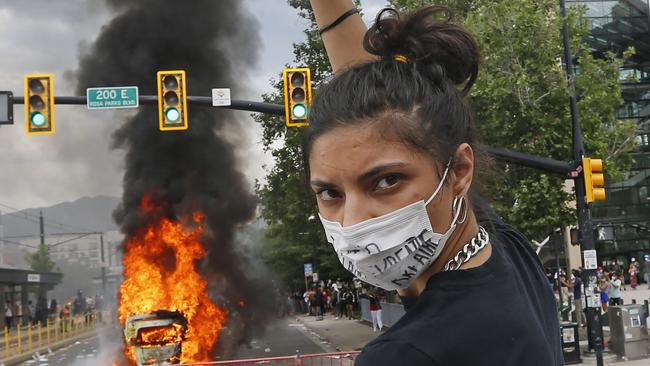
[559,0,604,364]
[14,95,286,116]
[12,94,575,175]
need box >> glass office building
[568,0,650,266]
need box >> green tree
[25,245,59,294]
[25,245,56,273]
[256,0,637,284]
[389,0,636,240]
[255,1,356,286]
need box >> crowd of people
[544,254,650,328]
[286,282,387,332]
[3,289,103,331]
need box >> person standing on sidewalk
[568,269,586,327]
[343,287,354,320]
[361,288,384,332]
[25,300,34,326]
[314,287,324,320]
[4,300,13,330]
[628,258,639,290]
[599,274,610,312]
[643,255,650,289]
[609,272,623,306]
[14,300,22,328]
[306,2,563,365]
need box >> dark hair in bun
[364,6,480,94]
[304,6,489,223]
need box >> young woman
[360,288,383,332]
[305,1,563,365]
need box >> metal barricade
[299,351,360,366]
[188,355,299,366]
[193,351,361,366]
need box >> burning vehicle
[124,311,188,365]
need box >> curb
[0,329,101,366]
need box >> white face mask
[319,163,466,290]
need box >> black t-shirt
[355,220,563,366]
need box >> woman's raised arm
[309,0,375,73]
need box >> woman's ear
[451,143,474,197]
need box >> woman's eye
[318,189,341,201]
[376,175,401,190]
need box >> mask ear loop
[425,160,452,206]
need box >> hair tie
[393,54,409,63]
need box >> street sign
[212,88,231,106]
[304,263,313,277]
[583,249,598,270]
[0,91,13,124]
[87,86,138,109]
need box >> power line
[0,238,38,249]
[0,202,92,232]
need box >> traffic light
[283,68,312,127]
[157,70,188,131]
[24,74,54,134]
[583,157,606,203]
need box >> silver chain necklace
[443,226,490,271]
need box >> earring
[453,196,468,224]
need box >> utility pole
[39,210,45,247]
[0,210,4,265]
[559,1,604,364]
[100,233,106,293]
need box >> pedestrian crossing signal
[24,74,54,135]
[583,157,606,203]
[157,70,188,131]
[283,68,312,127]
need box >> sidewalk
[295,313,650,365]
[294,314,379,353]
[619,287,650,306]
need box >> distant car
[124,311,188,366]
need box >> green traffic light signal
[292,104,307,119]
[165,107,181,122]
[30,112,46,127]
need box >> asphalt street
[11,318,325,365]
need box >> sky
[0,0,388,211]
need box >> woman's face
[309,124,468,233]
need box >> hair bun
[363,6,481,94]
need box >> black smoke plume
[75,0,273,357]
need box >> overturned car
[124,311,188,366]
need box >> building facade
[569,0,650,268]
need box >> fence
[359,299,405,328]
[188,351,361,366]
[1,312,101,359]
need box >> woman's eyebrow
[357,162,408,183]
[310,179,337,189]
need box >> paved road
[14,335,102,366]
[232,318,325,360]
[11,318,325,365]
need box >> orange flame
[138,323,185,345]
[119,198,226,363]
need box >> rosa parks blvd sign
[87,86,138,109]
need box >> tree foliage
[25,245,57,273]
[256,0,637,285]
[390,0,636,240]
[254,1,357,286]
